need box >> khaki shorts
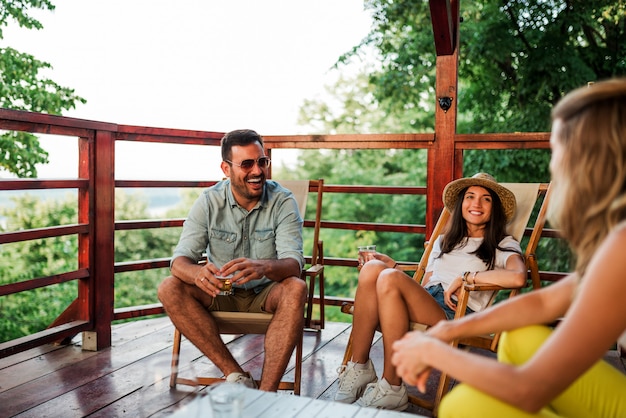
[208,282,276,313]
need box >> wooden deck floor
[1,317,624,418]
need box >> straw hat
[443,173,516,221]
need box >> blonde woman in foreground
[391,78,626,418]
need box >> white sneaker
[334,359,378,403]
[225,371,258,389]
[355,378,409,411]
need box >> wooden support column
[76,133,95,348]
[86,129,115,350]
[426,0,461,237]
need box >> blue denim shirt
[172,179,304,292]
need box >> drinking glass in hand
[357,245,376,267]
[215,274,233,295]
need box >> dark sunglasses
[225,156,271,171]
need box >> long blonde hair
[549,78,626,276]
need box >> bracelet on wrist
[462,271,470,282]
[471,271,478,285]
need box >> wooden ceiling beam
[429,0,456,56]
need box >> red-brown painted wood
[91,129,115,349]
[429,0,455,55]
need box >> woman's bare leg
[350,260,387,363]
[376,269,447,385]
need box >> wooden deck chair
[169,314,303,392]
[340,182,551,414]
[419,182,552,414]
[168,179,324,394]
[276,179,325,331]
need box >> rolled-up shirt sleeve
[171,196,209,266]
[272,193,305,271]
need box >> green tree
[0,0,86,177]
[460,0,625,133]
[112,191,182,313]
[350,0,625,133]
[278,147,429,307]
[0,191,181,342]
[329,0,625,182]
[293,66,435,305]
[0,194,79,341]
[293,0,615,311]
[298,71,432,135]
[335,0,438,132]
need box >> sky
[1,0,372,180]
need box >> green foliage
[298,71,432,134]
[0,191,183,342]
[345,0,626,134]
[0,194,78,277]
[0,47,85,112]
[279,148,429,319]
[459,0,625,133]
[111,192,182,313]
[352,0,438,130]
[0,1,87,177]
[114,268,171,312]
[0,130,49,177]
[114,191,180,262]
[0,194,79,342]
[464,149,551,184]
[0,0,54,36]
[3,0,611,332]
[292,0,613,320]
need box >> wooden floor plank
[0,344,97,393]
[2,320,177,417]
[302,322,362,400]
[2,317,623,418]
[0,343,65,370]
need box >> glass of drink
[207,382,245,418]
[215,274,233,295]
[357,245,376,267]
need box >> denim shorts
[427,283,474,320]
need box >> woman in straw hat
[392,78,626,417]
[335,173,526,411]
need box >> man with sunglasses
[158,129,307,392]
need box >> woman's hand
[392,331,436,392]
[443,275,464,311]
[372,252,395,268]
[358,251,394,270]
[424,319,457,344]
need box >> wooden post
[78,133,96,349]
[87,128,115,350]
[426,0,461,237]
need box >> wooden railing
[0,108,560,359]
